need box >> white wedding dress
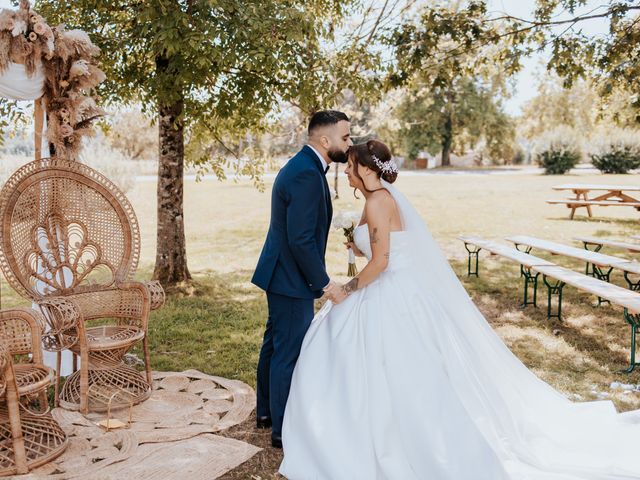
[279,180,640,480]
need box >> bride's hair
[348,140,397,197]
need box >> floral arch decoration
[0,0,105,160]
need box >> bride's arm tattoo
[342,278,359,295]
[370,227,379,244]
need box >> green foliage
[384,2,518,165]
[36,0,374,173]
[389,1,640,124]
[385,76,515,164]
[0,99,28,147]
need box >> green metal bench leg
[622,308,640,373]
[543,275,565,321]
[520,266,539,308]
[514,244,532,277]
[592,265,613,306]
[581,242,602,277]
[464,244,481,277]
[623,271,640,291]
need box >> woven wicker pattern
[0,158,141,299]
[145,280,166,311]
[60,365,151,412]
[0,406,67,476]
[0,309,67,476]
[37,298,79,352]
[0,158,165,414]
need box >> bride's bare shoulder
[364,190,395,214]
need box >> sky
[0,0,612,117]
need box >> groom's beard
[328,147,348,164]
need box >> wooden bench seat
[458,236,554,268]
[574,236,640,254]
[506,234,640,292]
[534,265,640,312]
[505,235,628,268]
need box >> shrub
[538,149,581,174]
[590,129,640,174]
[534,128,581,175]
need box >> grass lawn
[2,168,640,478]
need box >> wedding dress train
[279,181,640,480]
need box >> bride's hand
[344,241,364,257]
[331,284,349,305]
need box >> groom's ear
[319,134,331,150]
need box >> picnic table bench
[547,184,640,219]
[459,235,640,373]
[460,236,554,309]
[505,235,640,297]
[574,236,640,255]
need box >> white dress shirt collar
[307,144,328,172]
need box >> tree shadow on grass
[143,269,266,388]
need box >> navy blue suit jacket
[252,146,333,299]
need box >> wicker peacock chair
[0,157,165,414]
[0,308,68,476]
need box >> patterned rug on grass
[19,370,259,479]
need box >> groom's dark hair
[308,110,349,135]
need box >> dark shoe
[256,415,272,429]
[271,434,283,449]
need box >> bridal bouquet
[332,211,361,276]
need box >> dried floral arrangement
[0,0,105,158]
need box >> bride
[279,139,640,480]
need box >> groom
[251,110,352,448]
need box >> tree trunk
[153,95,191,287]
[441,109,453,167]
[333,163,339,199]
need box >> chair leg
[79,363,89,414]
[143,336,152,385]
[54,351,61,408]
[39,390,49,412]
[6,390,27,474]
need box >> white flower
[332,211,360,230]
[11,19,26,37]
[69,59,89,78]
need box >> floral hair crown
[371,154,398,175]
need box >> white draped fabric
[280,180,640,479]
[0,62,44,101]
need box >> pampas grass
[0,1,106,160]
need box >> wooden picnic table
[548,184,640,219]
